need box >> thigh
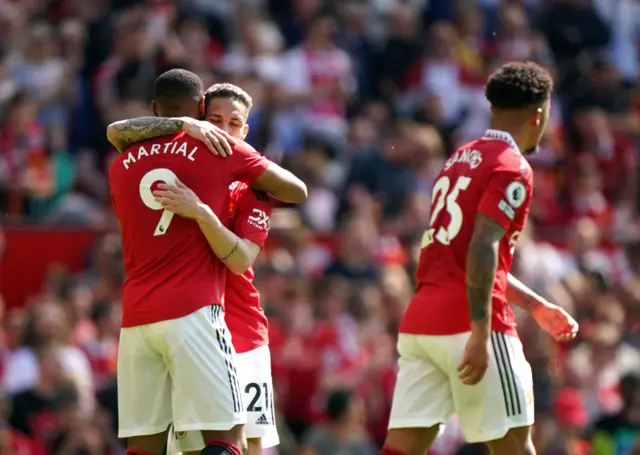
[117,326,172,439]
[238,346,279,448]
[451,332,535,444]
[388,334,454,430]
[166,425,204,455]
[164,305,246,433]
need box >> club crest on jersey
[443,148,483,171]
[505,181,526,208]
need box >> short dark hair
[485,61,553,110]
[204,83,253,112]
[154,68,204,113]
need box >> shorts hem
[388,418,445,430]
[464,420,535,444]
[174,420,246,432]
[118,421,172,439]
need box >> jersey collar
[482,129,521,155]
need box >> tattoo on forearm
[110,117,184,151]
[466,215,504,323]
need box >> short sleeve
[227,140,269,184]
[233,189,272,248]
[477,168,531,230]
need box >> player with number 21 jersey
[402,129,532,337]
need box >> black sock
[200,440,242,455]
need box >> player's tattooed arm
[466,213,505,331]
[106,117,184,152]
[506,273,546,313]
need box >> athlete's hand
[533,302,579,342]
[457,331,491,385]
[153,178,207,220]
[180,118,236,157]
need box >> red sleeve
[233,189,272,248]
[227,140,269,184]
[477,167,531,230]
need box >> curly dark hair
[485,61,553,110]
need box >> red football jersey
[400,130,533,337]
[109,133,268,328]
[224,182,272,353]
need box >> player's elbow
[106,123,124,152]
[253,164,308,203]
[286,178,308,203]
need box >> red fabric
[204,440,242,455]
[269,321,323,423]
[573,134,635,202]
[126,449,154,455]
[380,446,408,455]
[225,183,273,353]
[401,132,533,336]
[7,429,41,455]
[109,134,268,327]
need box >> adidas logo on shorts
[255,414,269,425]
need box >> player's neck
[488,118,528,155]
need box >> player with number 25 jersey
[389,130,537,443]
[383,63,578,455]
[402,129,532,337]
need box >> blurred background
[1,0,640,454]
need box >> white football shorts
[117,305,245,438]
[168,344,279,453]
[388,331,534,443]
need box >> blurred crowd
[1,0,640,454]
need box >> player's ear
[199,97,205,120]
[151,100,158,117]
[531,107,542,126]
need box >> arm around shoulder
[106,117,186,153]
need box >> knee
[487,426,535,455]
[246,437,262,455]
[384,426,441,455]
[225,424,245,447]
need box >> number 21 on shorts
[139,168,178,236]
[422,176,471,248]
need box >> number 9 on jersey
[139,168,179,236]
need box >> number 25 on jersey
[422,176,471,248]
[139,168,178,236]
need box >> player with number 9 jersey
[110,132,268,327]
[109,130,268,441]
[401,130,533,337]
